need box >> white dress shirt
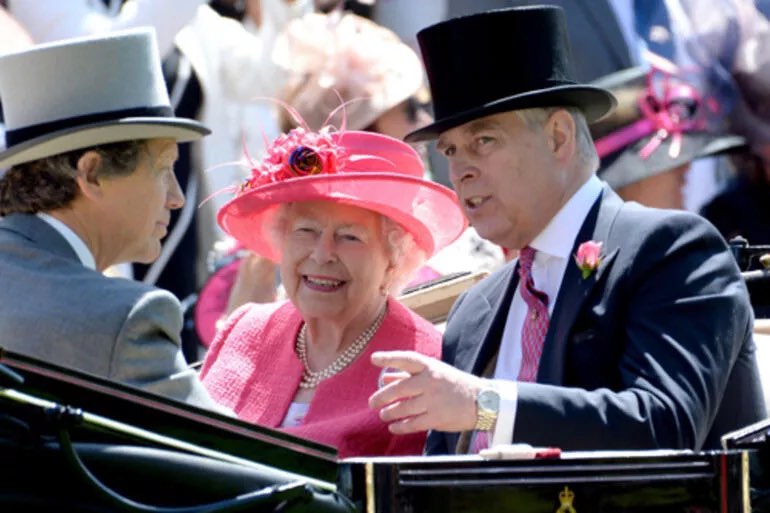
[488,175,603,447]
[37,212,96,271]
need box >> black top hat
[590,63,747,190]
[404,5,616,142]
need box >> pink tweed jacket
[200,297,441,458]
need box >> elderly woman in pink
[199,127,466,457]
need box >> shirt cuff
[490,379,518,447]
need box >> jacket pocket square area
[567,328,618,387]
[571,329,598,345]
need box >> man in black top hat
[369,5,765,452]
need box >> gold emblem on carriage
[555,486,576,513]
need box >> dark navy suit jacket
[427,187,766,453]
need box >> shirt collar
[36,212,97,271]
[530,175,603,260]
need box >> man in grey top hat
[369,6,765,453]
[0,28,225,411]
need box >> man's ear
[74,151,103,200]
[545,109,577,162]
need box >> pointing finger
[370,350,430,374]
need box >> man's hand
[368,350,485,434]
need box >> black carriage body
[339,452,750,513]
[0,349,759,513]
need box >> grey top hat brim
[0,117,210,169]
[404,85,616,143]
[0,28,210,169]
[599,132,747,190]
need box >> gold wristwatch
[474,385,500,431]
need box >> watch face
[478,388,500,412]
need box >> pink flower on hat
[239,127,345,192]
[575,240,603,279]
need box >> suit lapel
[576,0,634,69]
[537,186,622,384]
[456,187,624,382]
[453,264,519,376]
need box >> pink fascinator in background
[589,53,747,191]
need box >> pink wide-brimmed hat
[217,128,467,262]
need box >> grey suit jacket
[447,0,633,82]
[428,187,766,453]
[0,214,223,411]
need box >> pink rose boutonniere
[575,240,603,279]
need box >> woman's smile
[302,274,347,292]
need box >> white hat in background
[273,11,426,131]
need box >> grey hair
[269,202,426,296]
[515,106,599,172]
[379,215,426,295]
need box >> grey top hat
[0,28,210,169]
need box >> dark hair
[0,140,146,215]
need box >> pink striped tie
[470,247,550,454]
[471,430,489,454]
[517,246,550,382]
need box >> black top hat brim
[600,132,747,190]
[404,84,616,143]
[0,117,210,169]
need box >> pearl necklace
[296,306,387,389]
